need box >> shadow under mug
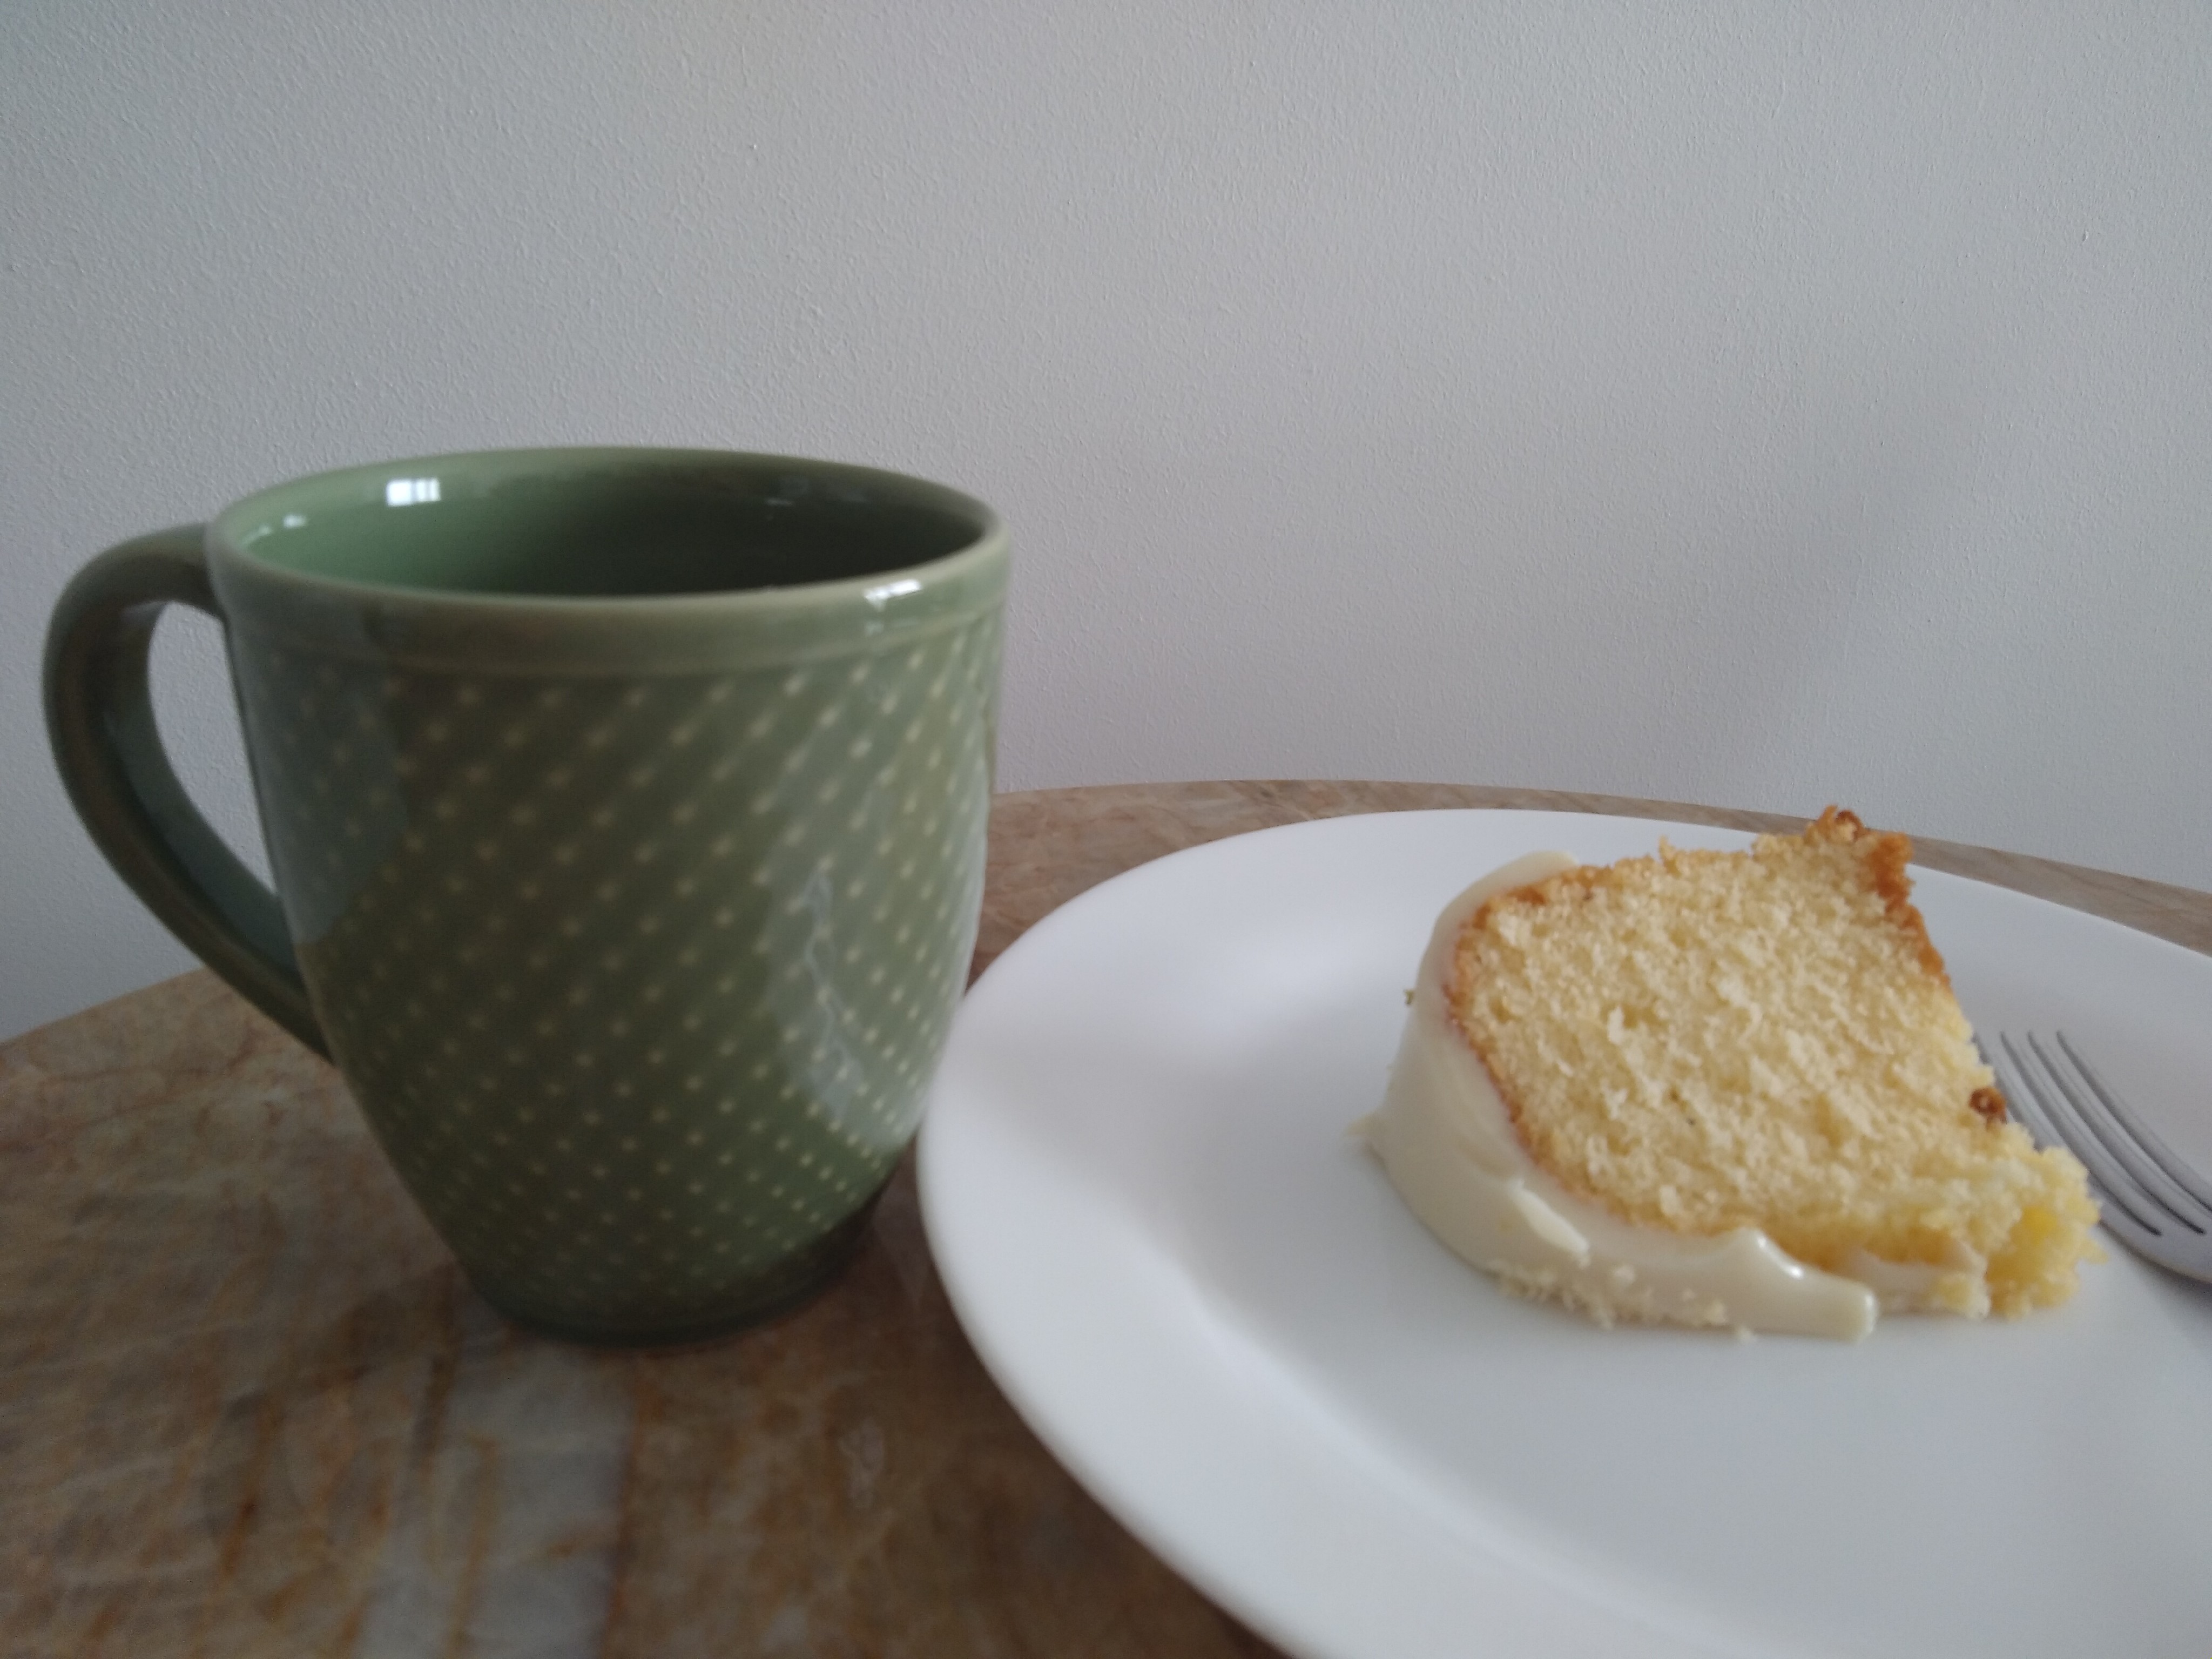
[44,448,1007,1345]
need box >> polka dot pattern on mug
[229,611,1000,1336]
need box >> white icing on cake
[1358,852,1901,1341]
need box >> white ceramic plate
[918,811,2212,1659]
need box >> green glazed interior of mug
[218,450,987,599]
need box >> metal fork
[1988,1030,2212,1284]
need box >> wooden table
[8,782,2209,1657]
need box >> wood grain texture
[6,783,2206,1658]
[974,781,2212,974]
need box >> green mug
[45,448,1007,1344]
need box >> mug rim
[204,447,1008,673]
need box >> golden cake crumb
[1449,810,2100,1319]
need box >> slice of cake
[1360,810,2100,1339]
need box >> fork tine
[2054,1031,2212,1215]
[1995,1034,2168,1237]
[2030,1034,2210,1237]
[2055,1166,2190,1275]
[1992,1030,2212,1285]
[1988,1041,2066,1158]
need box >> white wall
[6,2,2210,1039]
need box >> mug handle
[43,528,327,1056]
